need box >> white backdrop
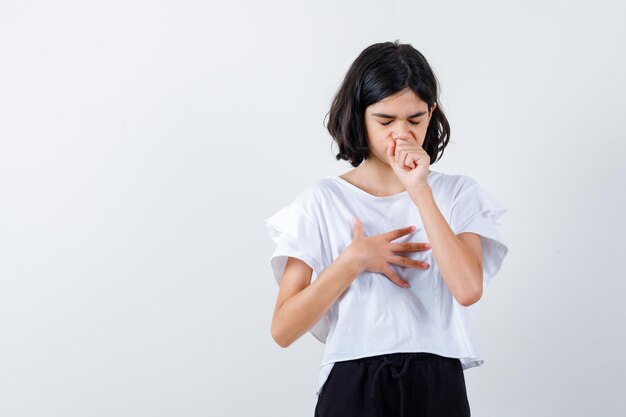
[1,1,625,416]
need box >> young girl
[264,40,508,417]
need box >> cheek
[373,141,390,158]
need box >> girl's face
[363,88,436,164]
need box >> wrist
[338,245,366,276]
[407,184,432,200]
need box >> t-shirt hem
[314,349,485,397]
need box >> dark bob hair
[325,40,451,167]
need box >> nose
[392,121,413,141]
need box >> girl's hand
[386,139,430,190]
[344,217,431,288]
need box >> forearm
[407,185,482,306]
[272,251,362,347]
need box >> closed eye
[380,121,420,126]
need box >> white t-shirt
[263,169,509,398]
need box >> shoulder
[293,177,345,203]
[429,170,480,201]
[288,177,341,220]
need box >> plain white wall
[1,0,625,416]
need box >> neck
[357,157,406,195]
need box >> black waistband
[338,351,457,366]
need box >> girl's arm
[408,185,483,306]
[271,221,426,347]
[271,250,362,348]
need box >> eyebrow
[371,111,427,119]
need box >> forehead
[367,89,428,113]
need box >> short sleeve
[263,203,329,343]
[450,176,509,287]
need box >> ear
[429,102,437,120]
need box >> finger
[383,225,416,241]
[382,265,410,288]
[389,254,429,269]
[402,152,414,169]
[413,152,423,169]
[353,217,363,239]
[386,141,397,167]
[389,242,431,252]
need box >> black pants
[314,352,471,417]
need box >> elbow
[458,279,483,307]
[271,322,293,348]
[272,333,291,349]
[459,291,482,307]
